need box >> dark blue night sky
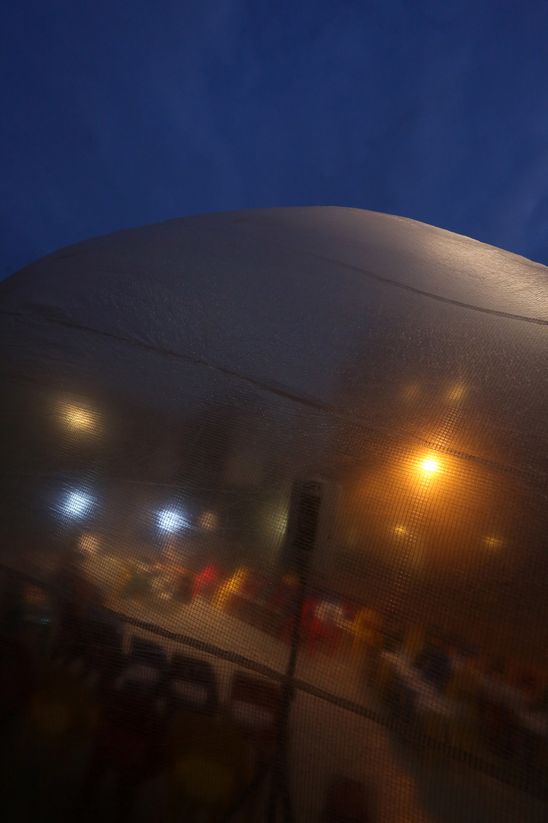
[2,0,548,279]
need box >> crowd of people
[217,566,548,786]
[109,556,548,774]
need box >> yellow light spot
[62,403,96,432]
[483,535,504,550]
[419,456,440,476]
[393,525,408,538]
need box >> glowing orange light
[419,456,440,476]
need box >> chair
[229,670,282,749]
[77,637,169,818]
[128,635,169,668]
[103,635,169,732]
[106,637,168,717]
[166,653,219,716]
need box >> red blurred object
[193,563,219,598]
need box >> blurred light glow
[61,490,94,518]
[419,456,440,476]
[393,525,408,538]
[61,403,97,433]
[79,532,100,555]
[199,511,218,531]
[265,503,289,543]
[157,508,188,533]
[483,535,504,550]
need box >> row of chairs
[68,621,283,741]
[3,606,372,821]
[21,617,285,820]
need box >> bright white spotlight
[61,490,94,519]
[157,508,188,533]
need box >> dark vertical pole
[267,480,322,823]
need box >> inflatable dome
[1,207,547,822]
